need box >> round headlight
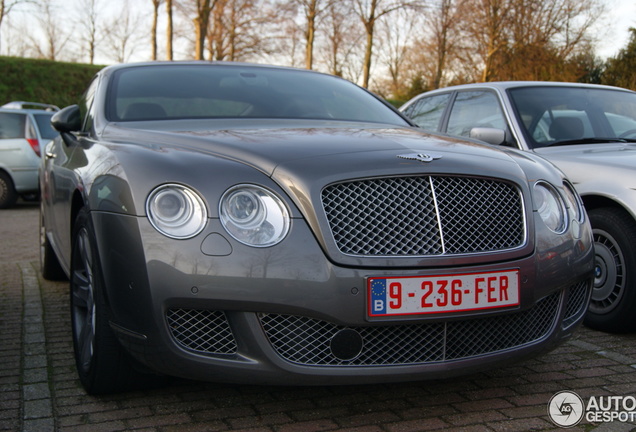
[220,185,290,247]
[563,181,584,223]
[147,184,207,239]
[534,181,567,233]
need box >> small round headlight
[220,185,290,247]
[534,181,567,233]
[147,184,207,239]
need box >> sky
[596,0,636,58]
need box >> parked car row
[0,101,59,208]
[39,62,595,394]
[400,82,636,333]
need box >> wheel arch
[70,190,86,236]
[581,195,635,221]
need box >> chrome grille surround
[166,308,237,355]
[258,292,560,366]
[321,176,525,256]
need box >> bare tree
[193,0,217,59]
[29,0,71,60]
[207,0,277,62]
[0,0,31,53]
[426,0,462,89]
[459,0,513,82]
[319,1,359,77]
[150,0,162,60]
[166,0,173,59]
[76,0,102,64]
[265,1,304,67]
[103,3,142,63]
[290,0,334,69]
[208,0,228,60]
[351,0,422,88]
[375,7,421,97]
[456,0,602,82]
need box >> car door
[401,93,453,132]
[404,89,511,145]
[43,78,100,267]
[444,90,508,138]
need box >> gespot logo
[548,391,636,427]
[548,391,584,427]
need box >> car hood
[103,119,523,181]
[535,143,636,186]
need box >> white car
[401,82,636,333]
[0,101,59,208]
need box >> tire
[40,205,66,281]
[584,207,636,333]
[70,207,162,394]
[0,171,18,209]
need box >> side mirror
[469,127,507,146]
[51,105,81,133]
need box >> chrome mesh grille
[562,281,590,329]
[321,176,525,256]
[259,292,560,366]
[166,309,237,355]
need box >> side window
[447,91,506,137]
[80,77,99,132]
[0,113,26,139]
[404,94,451,131]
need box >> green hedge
[0,56,104,109]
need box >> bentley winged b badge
[397,153,443,162]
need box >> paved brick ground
[2,203,636,431]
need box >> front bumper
[92,212,594,385]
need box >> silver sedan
[401,81,636,333]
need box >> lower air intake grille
[259,292,560,366]
[562,281,590,329]
[167,309,237,355]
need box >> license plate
[367,269,520,317]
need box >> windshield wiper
[547,137,636,147]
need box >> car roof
[0,101,60,112]
[97,60,342,81]
[418,81,636,94]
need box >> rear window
[0,112,26,139]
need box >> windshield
[107,64,408,126]
[508,86,636,148]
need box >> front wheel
[70,207,162,394]
[584,207,636,333]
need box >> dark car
[0,101,59,208]
[40,63,594,395]
[400,82,636,333]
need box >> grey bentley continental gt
[40,62,594,395]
